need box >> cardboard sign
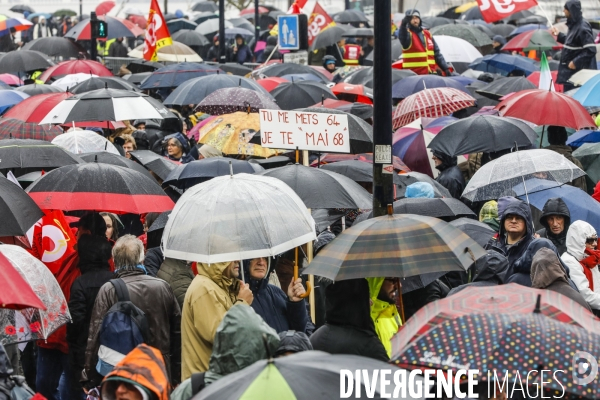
[259,109,350,153]
[283,50,308,65]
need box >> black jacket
[556,0,597,84]
[258,36,281,63]
[536,197,570,255]
[402,279,450,321]
[206,45,229,63]
[433,151,465,199]
[310,279,388,361]
[108,40,129,57]
[448,251,509,296]
[144,246,163,277]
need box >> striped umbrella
[0,118,62,141]
[0,15,32,34]
[393,87,476,129]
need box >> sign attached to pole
[283,50,308,65]
[259,109,350,153]
[374,145,391,164]
[278,15,300,50]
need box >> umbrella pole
[302,149,316,322]
[395,278,405,324]
[539,125,545,149]
[521,175,530,204]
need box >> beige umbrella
[127,41,202,62]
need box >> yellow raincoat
[366,277,402,357]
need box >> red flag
[477,0,538,23]
[288,0,308,14]
[307,2,336,46]
[143,0,172,61]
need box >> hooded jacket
[448,251,509,296]
[479,200,500,232]
[164,132,195,164]
[432,151,465,199]
[310,279,388,361]
[144,246,163,277]
[232,35,253,64]
[562,221,600,309]
[536,197,571,255]
[242,260,309,334]
[556,0,597,84]
[181,262,244,379]
[531,248,591,311]
[366,278,401,357]
[257,36,281,63]
[156,258,194,310]
[492,35,509,54]
[398,11,449,73]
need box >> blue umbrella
[508,24,547,37]
[391,75,467,99]
[566,129,600,147]
[26,12,52,21]
[468,53,539,76]
[449,76,477,86]
[0,90,29,115]
[572,73,600,107]
[139,62,225,89]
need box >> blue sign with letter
[277,15,300,50]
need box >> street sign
[374,145,391,164]
[283,50,308,65]
[259,109,350,153]
[278,15,300,51]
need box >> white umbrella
[195,18,232,35]
[127,42,203,62]
[51,130,120,155]
[162,173,316,263]
[433,35,482,63]
[568,69,600,87]
[51,73,98,91]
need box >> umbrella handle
[294,247,311,298]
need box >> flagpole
[536,0,553,26]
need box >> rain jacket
[181,262,244,379]
[144,247,163,277]
[402,279,450,320]
[448,251,509,296]
[171,305,279,400]
[242,261,309,334]
[232,36,253,64]
[164,132,195,164]
[156,258,194,310]
[432,151,465,199]
[556,0,597,85]
[544,144,587,191]
[366,278,401,357]
[310,279,388,361]
[562,221,600,310]
[536,197,571,255]
[101,344,170,400]
[398,12,449,75]
[531,248,591,311]
[479,200,500,232]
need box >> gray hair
[112,234,144,269]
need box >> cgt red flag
[143,0,173,61]
[288,0,308,14]
[308,2,336,46]
[477,0,538,23]
[25,210,76,275]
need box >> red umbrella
[3,92,73,123]
[526,70,563,92]
[496,88,595,130]
[331,82,373,104]
[0,252,46,310]
[96,0,116,15]
[0,73,23,86]
[240,6,269,15]
[312,152,411,173]
[502,29,562,52]
[256,77,288,92]
[0,118,62,140]
[128,14,147,29]
[39,60,112,82]
[61,121,125,129]
[65,16,144,41]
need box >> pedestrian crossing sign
[278,15,300,50]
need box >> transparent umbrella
[461,149,586,202]
[162,173,316,263]
[51,129,120,155]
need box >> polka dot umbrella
[195,87,279,115]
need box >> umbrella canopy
[14,83,62,96]
[217,63,252,76]
[567,129,600,147]
[572,73,600,107]
[504,9,534,23]
[489,23,516,37]
[391,197,476,218]
[421,17,457,28]
[192,1,219,12]
[517,14,548,25]
[162,173,315,263]
[0,74,22,86]
[39,60,112,82]
[0,245,70,344]
[196,87,278,115]
[462,149,586,202]
[310,25,347,50]
[342,27,374,37]
[475,76,536,100]
[128,41,203,62]
[496,89,596,130]
[395,171,453,198]
[391,75,466,100]
[313,98,374,121]
[3,92,72,123]
[0,50,54,74]
[125,59,163,74]
[433,35,482,64]
[129,150,179,181]
[140,62,223,90]
[468,53,539,76]
[251,63,330,82]
[239,6,268,15]
[508,23,548,37]
[430,23,492,49]
[526,69,561,91]
[333,9,369,24]
[51,129,119,155]
[49,73,98,91]
[70,76,139,94]
[79,152,154,180]
[0,139,80,169]
[166,18,198,34]
[228,17,255,32]
[27,163,174,213]
[65,16,143,40]
[568,69,600,86]
[21,37,86,59]
[0,174,44,236]
[428,115,538,156]
[40,88,171,124]
[449,217,495,247]
[0,252,45,310]
[318,159,380,183]
[344,67,414,88]
[0,89,28,113]
[329,82,373,104]
[95,0,115,15]
[271,81,337,110]
[393,88,476,129]
[260,164,372,209]
[459,5,483,20]
[574,143,600,183]
[315,152,410,172]
[163,157,256,189]
[304,213,485,280]
[171,29,209,48]
[256,77,288,92]
[10,5,35,13]
[195,18,233,35]
[0,118,62,141]
[502,29,561,51]
[0,15,32,33]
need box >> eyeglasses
[586,237,598,244]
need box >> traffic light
[91,20,108,38]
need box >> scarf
[579,248,600,291]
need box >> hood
[513,238,558,275]
[405,9,422,31]
[497,196,521,220]
[405,182,434,198]
[275,330,313,356]
[492,35,506,45]
[205,304,279,385]
[77,234,112,274]
[540,197,570,234]
[566,220,597,260]
[315,230,336,253]
[325,278,377,333]
[498,198,534,240]
[479,200,499,228]
[242,258,273,294]
[0,343,13,377]
[432,150,457,172]
[102,344,170,400]
[472,251,509,284]
[164,132,190,154]
[235,34,246,45]
[531,247,570,289]
[267,35,277,45]
[197,261,239,294]
[565,0,583,25]
[366,277,395,321]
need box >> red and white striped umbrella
[393,88,476,129]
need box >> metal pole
[164,0,168,15]
[90,12,98,62]
[372,0,394,217]
[254,0,260,49]
[345,0,351,10]
[79,0,83,22]
[219,0,226,63]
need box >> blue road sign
[278,15,300,51]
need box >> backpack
[96,279,149,376]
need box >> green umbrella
[430,24,493,48]
[502,29,561,52]
[53,9,77,17]
[573,142,600,183]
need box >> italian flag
[539,52,555,92]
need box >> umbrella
[251,63,330,82]
[342,27,374,37]
[502,29,561,52]
[313,98,373,121]
[21,37,87,59]
[318,159,392,184]
[428,115,538,156]
[163,157,256,189]
[239,6,268,15]
[0,118,62,141]
[271,81,337,110]
[54,9,77,17]
[393,88,476,129]
[223,27,254,39]
[39,60,112,82]
[395,171,453,198]
[128,42,203,62]
[468,53,539,76]
[217,63,252,76]
[304,213,485,281]
[461,149,586,202]
[489,23,516,37]
[391,75,467,100]
[122,72,152,85]
[195,18,233,36]
[14,83,62,96]
[574,143,600,182]
[344,67,414,88]
[65,16,143,40]
[70,76,140,94]
[192,12,218,25]
[0,139,80,169]
[51,129,119,155]
[40,88,171,124]
[310,26,347,50]
[0,50,54,74]
[95,0,115,15]
[526,70,561,91]
[192,1,219,12]
[167,18,198,34]
[0,15,32,33]
[163,74,268,106]
[0,74,22,86]
[460,5,483,20]
[433,35,483,64]
[140,62,223,90]
[129,150,179,181]
[391,197,476,218]
[504,9,534,23]
[314,153,410,173]
[260,164,372,209]
[421,17,456,28]
[469,20,495,38]
[26,163,174,214]
[568,69,600,86]
[0,174,44,236]
[496,89,596,130]
[430,24,492,49]
[162,173,315,263]
[195,87,279,115]
[0,90,29,113]
[365,38,403,63]
[49,73,98,91]
[3,92,72,123]
[171,29,209,49]
[572,73,600,107]
[280,73,327,84]
[10,5,35,13]
[330,83,372,104]
[517,14,548,25]
[0,252,45,310]
[508,23,548,37]
[125,60,163,74]
[79,152,154,180]
[449,217,495,247]
[333,9,369,24]
[227,17,255,32]
[256,77,288,92]
[475,76,536,100]
[0,245,70,344]
[567,129,600,147]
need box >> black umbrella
[0,139,81,169]
[140,62,224,90]
[393,197,476,218]
[333,9,369,24]
[15,83,62,96]
[21,37,87,59]
[460,6,483,21]
[192,1,218,12]
[260,164,372,209]
[428,115,537,157]
[471,22,495,38]
[438,6,460,19]
[122,72,152,85]
[70,76,140,94]
[171,30,209,49]
[125,60,163,74]
[196,87,279,115]
[271,81,337,110]
[193,12,219,26]
[332,101,373,120]
[421,17,459,28]
[129,150,179,181]
[228,17,255,32]
[489,23,515,37]
[167,18,198,34]
[147,210,171,233]
[342,27,374,37]
[163,157,256,189]
[247,156,291,170]
[251,63,330,82]
[395,171,452,199]
[344,67,414,88]
[0,174,44,236]
[449,217,495,248]
[10,5,35,13]
[310,25,347,50]
[218,63,252,76]
[430,24,493,48]
[475,76,536,100]
[504,9,533,23]
[79,152,155,180]
[0,50,54,74]
[319,160,375,182]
